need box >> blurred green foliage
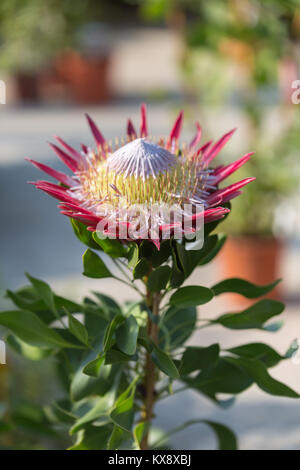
[222,114,300,235]
[0,0,92,71]
[0,0,137,72]
[0,225,297,450]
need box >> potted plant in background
[136,0,300,302]
[0,0,117,103]
[0,0,53,101]
[195,1,300,302]
[55,22,113,104]
[219,111,300,303]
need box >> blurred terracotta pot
[55,52,112,104]
[37,66,69,103]
[219,236,282,306]
[14,72,39,102]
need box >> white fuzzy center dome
[107,138,176,181]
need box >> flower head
[28,104,255,248]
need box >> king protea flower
[28,104,255,249]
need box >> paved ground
[0,104,300,449]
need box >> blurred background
[1,0,300,449]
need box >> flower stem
[112,258,145,297]
[140,287,161,450]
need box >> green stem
[112,258,132,282]
[140,285,161,450]
[112,259,145,297]
[112,275,144,297]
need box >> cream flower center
[107,138,176,181]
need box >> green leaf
[107,425,125,450]
[180,344,220,375]
[70,377,119,432]
[67,310,90,346]
[139,240,155,259]
[71,218,100,250]
[0,310,78,349]
[109,380,138,432]
[175,238,221,277]
[84,309,109,344]
[103,315,125,352]
[10,403,57,438]
[175,243,200,278]
[83,355,105,377]
[69,424,112,450]
[204,219,224,237]
[212,278,281,298]
[92,293,122,319]
[114,376,138,406]
[159,306,197,351]
[45,400,76,425]
[55,296,82,315]
[170,285,214,308]
[147,265,171,292]
[151,344,179,379]
[70,398,113,434]
[189,234,218,256]
[152,419,237,450]
[170,246,185,288]
[7,286,82,326]
[203,420,237,450]
[105,348,137,364]
[5,334,53,360]
[26,273,56,314]
[110,395,135,432]
[198,235,227,265]
[185,357,253,397]
[6,287,49,317]
[152,240,172,267]
[125,302,148,328]
[92,233,128,258]
[213,299,285,330]
[116,315,139,356]
[227,342,284,368]
[0,421,12,434]
[225,356,299,398]
[70,350,120,402]
[83,249,112,278]
[133,258,150,280]
[127,243,139,268]
[133,422,148,450]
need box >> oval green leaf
[212,278,281,298]
[83,249,112,279]
[116,315,139,356]
[170,285,214,308]
[214,299,284,330]
[151,344,179,379]
[147,265,171,292]
[0,310,77,349]
[93,233,128,258]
